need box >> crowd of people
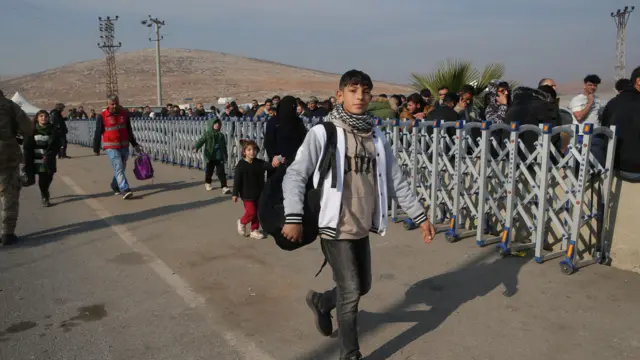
[1,64,640,360]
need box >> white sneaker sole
[237,221,248,237]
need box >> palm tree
[410,59,515,99]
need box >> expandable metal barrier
[66,117,617,274]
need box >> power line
[98,16,122,98]
[141,15,165,107]
[611,6,634,81]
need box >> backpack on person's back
[258,122,337,250]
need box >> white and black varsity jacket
[282,122,427,239]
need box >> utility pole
[611,6,634,81]
[141,16,165,107]
[98,16,122,98]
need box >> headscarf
[274,96,298,127]
[266,95,307,161]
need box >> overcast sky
[1,0,638,87]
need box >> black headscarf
[275,96,298,127]
[265,95,307,162]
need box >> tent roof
[10,92,41,115]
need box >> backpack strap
[313,121,338,278]
[316,121,338,190]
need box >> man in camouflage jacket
[0,90,34,246]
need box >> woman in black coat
[264,95,307,170]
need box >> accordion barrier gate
[66,117,617,275]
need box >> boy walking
[193,119,230,194]
[282,70,435,360]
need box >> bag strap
[313,122,338,278]
[316,122,338,190]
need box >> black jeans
[38,172,54,199]
[205,160,227,187]
[318,237,372,358]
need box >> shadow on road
[297,249,531,360]
[52,180,202,205]
[2,196,229,261]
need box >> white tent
[10,92,41,115]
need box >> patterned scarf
[328,104,374,133]
[485,79,508,124]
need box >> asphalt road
[0,171,247,360]
[1,145,640,360]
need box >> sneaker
[0,234,18,247]
[42,198,51,207]
[122,191,134,199]
[205,183,214,191]
[249,230,265,239]
[237,220,248,237]
[305,290,333,337]
[222,187,231,195]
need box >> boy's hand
[420,221,436,244]
[232,196,238,203]
[282,224,303,242]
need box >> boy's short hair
[419,88,432,98]
[438,86,449,92]
[443,93,459,105]
[240,139,260,156]
[460,84,475,95]
[406,93,423,105]
[339,70,373,90]
[584,74,601,84]
[497,81,510,91]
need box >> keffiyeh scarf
[327,104,374,133]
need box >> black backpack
[259,122,338,251]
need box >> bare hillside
[0,48,411,109]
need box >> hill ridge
[0,48,411,109]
